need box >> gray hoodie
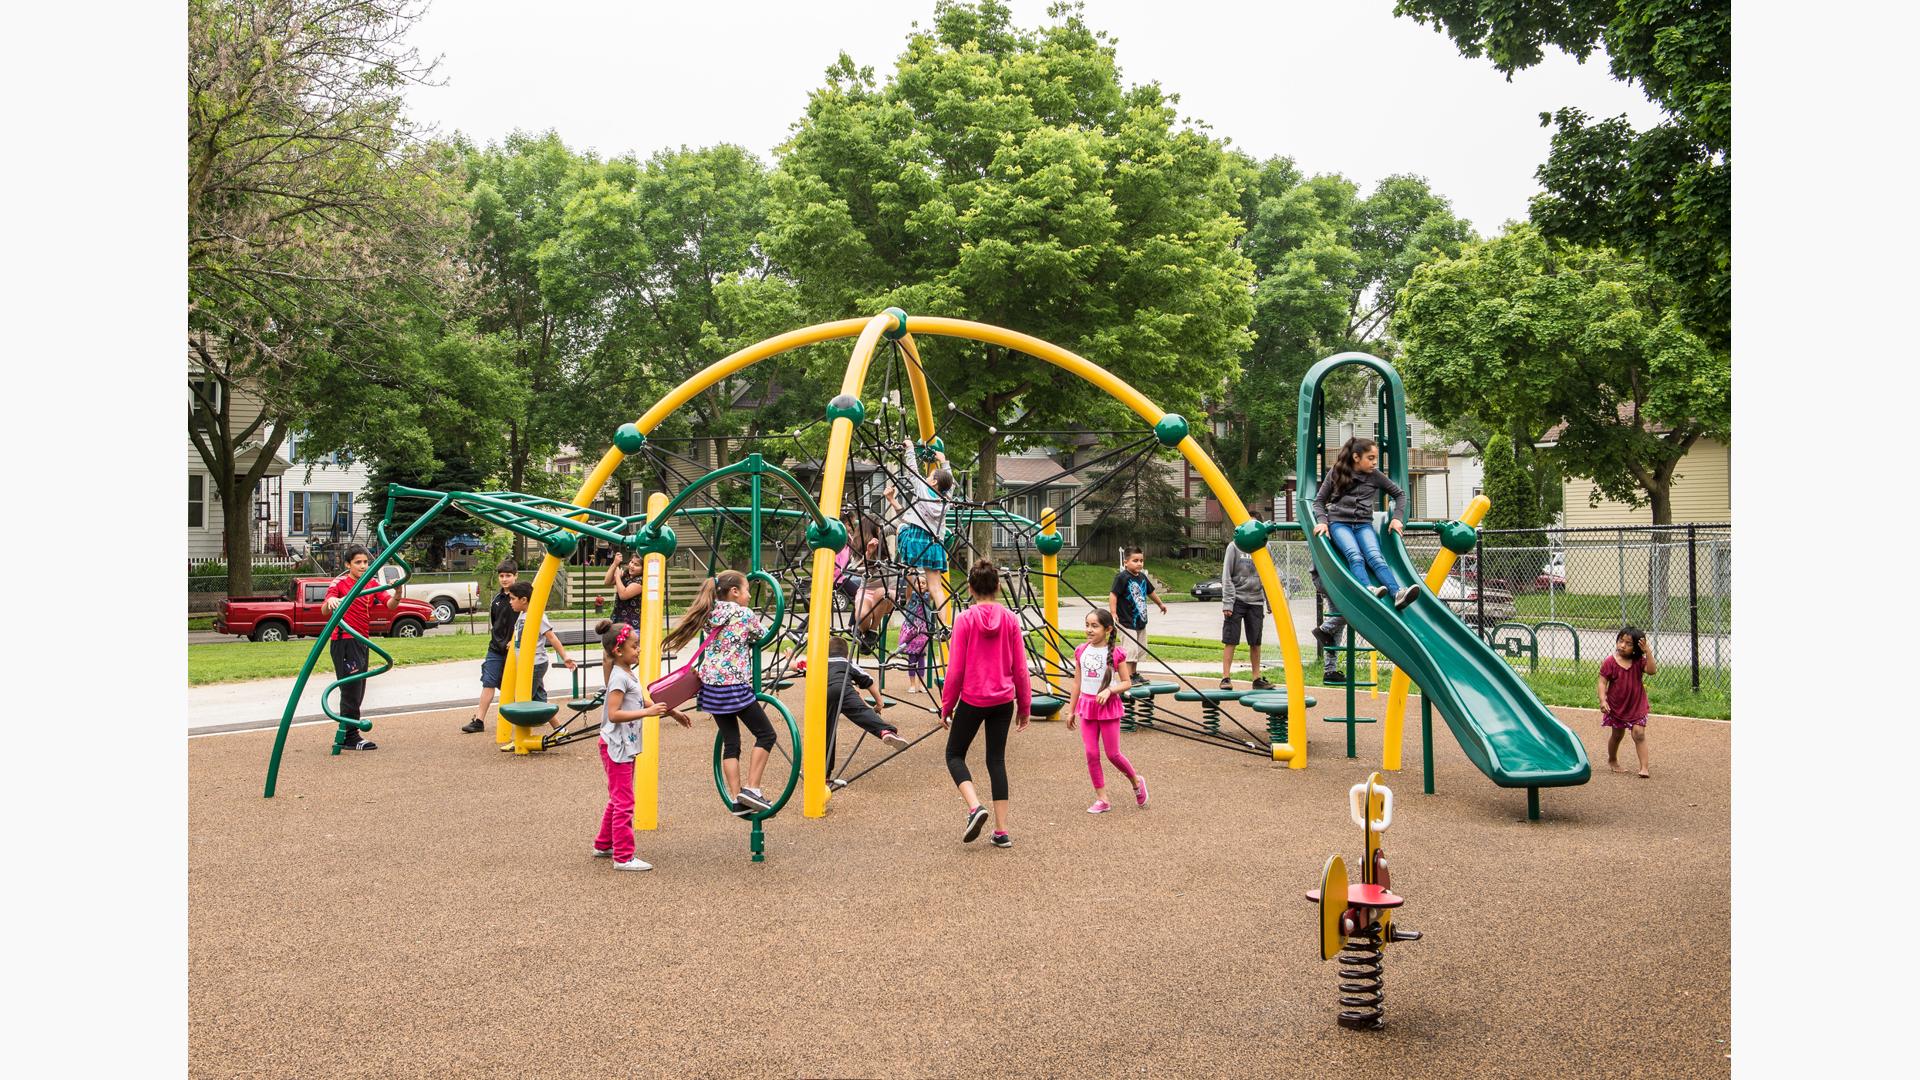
[1312,468,1407,525]
[1221,546,1263,609]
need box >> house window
[189,376,222,433]
[188,474,206,528]
[288,492,352,535]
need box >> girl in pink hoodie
[940,559,1033,848]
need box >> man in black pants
[1307,566,1348,683]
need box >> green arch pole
[262,491,455,798]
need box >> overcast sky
[403,0,1664,237]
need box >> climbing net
[791,337,1282,789]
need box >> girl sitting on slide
[1311,436,1420,611]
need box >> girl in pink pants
[592,619,690,870]
[1068,609,1148,814]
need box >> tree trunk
[508,418,527,565]
[973,403,1001,565]
[222,474,256,595]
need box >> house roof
[994,456,1081,488]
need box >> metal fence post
[1687,523,1700,692]
[1475,530,1485,632]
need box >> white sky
[403,0,1664,236]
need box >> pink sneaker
[1134,775,1149,808]
[1087,799,1112,814]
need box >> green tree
[540,144,814,483]
[1394,0,1729,348]
[766,0,1254,556]
[1217,159,1472,511]
[1393,224,1729,525]
[456,131,602,559]
[189,0,461,594]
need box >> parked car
[375,564,480,625]
[1191,578,1223,602]
[1434,577,1515,628]
[213,577,436,642]
[1533,552,1566,593]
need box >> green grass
[1053,557,1212,604]
[1512,591,1729,635]
[1248,655,1731,721]
[188,635,495,686]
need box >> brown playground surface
[190,685,1731,1079]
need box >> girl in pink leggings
[1068,608,1148,814]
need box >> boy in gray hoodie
[1219,544,1275,690]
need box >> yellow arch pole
[901,317,1309,767]
[506,320,872,713]
[1382,494,1490,770]
[802,313,900,817]
[634,491,670,829]
[1039,506,1063,694]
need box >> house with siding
[187,364,377,563]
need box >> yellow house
[1557,436,1731,527]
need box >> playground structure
[1305,772,1421,1030]
[263,316,1588,837]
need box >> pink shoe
[1086,799,1112,814]
[1134,775,1149,808]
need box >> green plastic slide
[1297,353,1590,790]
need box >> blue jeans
[1327,521,1404,595]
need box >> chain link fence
[1253,522,1731,712]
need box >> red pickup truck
[213,577,435,642]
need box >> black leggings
[945,699,1013,801]
[714,700,778,760]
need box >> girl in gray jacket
[1312,436,1420,611]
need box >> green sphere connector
[806,517,849,554]
[1034,532,1065,557]
[1438,519,1478,555]
[825,393,866,425]
[1154,413,1190,447]
[915,435,945,463]
[881,306,909,340]
[544,532,579,560]
[612,423,646,453]
[1233,519,1271,554]
[640,526,677,559]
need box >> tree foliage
[1393,224,1728,524]
[765,0,1254,553]
[188,0,463,592]
[1393,0,1729,348]
[1218,159,1473,508]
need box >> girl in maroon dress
[1597,626,1656,777]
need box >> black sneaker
[1324,668,1345,683]
[1130,673,1148,687]
[1394,585,1420,610]
[963,805,990,843]
[340,740,378,751]
[1309,624,1333,648]
[731,800,751,818]
[1251,677,1275,690]
[989,831,1012,849]
[460,717,485,734]
[1219,678,1233,690]
[857,629,880,653]
[736,787,773,813]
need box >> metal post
[1420,695,1434,795]
[1475,530,1485,632]
[1526,786,1540,821]
[1687,523,1700,692]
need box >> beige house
[1555,436,1731,528]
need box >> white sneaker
[591,847,613,857]
[613,856,652,871]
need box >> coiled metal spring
[1336,922,1386,1030]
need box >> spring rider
[1304,771,1422,1029]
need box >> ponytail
[1090,607,1118,692]
[663,570,748,651]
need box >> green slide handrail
[1295,352,1590,790]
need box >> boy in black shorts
[462,559,519,732]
